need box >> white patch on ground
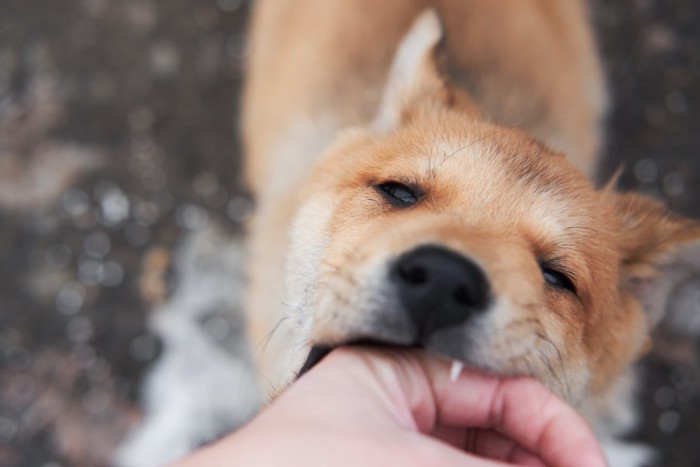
[114,226,260,467]
[600,439,657,467]
[0,67,103,212]
[0,143,103,211]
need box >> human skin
[173,347,607,467]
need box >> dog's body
[242,1,700,464]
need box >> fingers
[467,428,547,467]
[321,347,606,467]
[405,434,538,467]
[416,353,608,467]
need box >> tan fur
[242,1,700,462]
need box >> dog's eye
[541,265,576,295]
[375,182,420,207]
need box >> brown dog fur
[242,1,700,463]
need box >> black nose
[392,245,490,338]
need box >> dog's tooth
[449,360,464,383]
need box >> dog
[242,1,700,464]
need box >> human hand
[173,347,607,466]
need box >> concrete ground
[0,0,698,465]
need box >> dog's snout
[393,245,490,337]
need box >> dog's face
[285,12,700,403]
[289,114,621,402]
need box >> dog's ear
[612,192,700,329]
[374,9,474,132]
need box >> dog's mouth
[297,345,334,377]
[297,340,468,385]
[297,339,416,379]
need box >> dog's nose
[392,245,490,337]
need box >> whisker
[563,225,599,235]
[255,368,279,397]
[534,328,570,399]
[257,315,293,353]
[440,131,499,166]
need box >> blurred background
[0,0,698,466]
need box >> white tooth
[449,360,464,383]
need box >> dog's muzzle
[298,245,491,377]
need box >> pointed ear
[374,9,471,132]
[612,192,700,329]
